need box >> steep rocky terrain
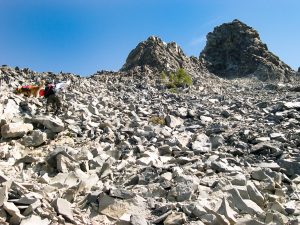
[0,19,300,225]
[200,19,294,81]
[1,65,300,225]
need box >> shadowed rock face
[200,19,294,81]
[121,36,202,74]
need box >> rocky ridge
[121,36,204,77]
[200,19,294,81]
[121,20,296,82]
[1,65,300,225]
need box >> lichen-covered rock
[200,19,294,81]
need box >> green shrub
[169,88,178,94]
[163,68,192,89]
[161,71,167,81]
[174,68,192,87]
[149,116,165,125]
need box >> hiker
[43,82,60,115]
[43,80,70,115]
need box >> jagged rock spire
[121,36,202,74]
[200,19,294,81]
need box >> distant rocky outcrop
[200,19,294,81]
[121,36,203,75]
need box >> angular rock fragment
[163,212,187,225]
[1,122,33,139]
[217,197,237,224]
[165,115,183,128]
[51,198,74,222]
[228,188,264,215]
[210,134,224,149]
[130,214,148,225]
[0,185,8,207]
[20,215,50,225]
[21,130,47,147]
[246,182,264,207]
[31,116,64,133]
[278,159,300,176]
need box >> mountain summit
[200,19,294,81]
[121,36,202,74]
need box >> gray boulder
[31,116,64,133]
[21,130,47,147]
[278,159,300,176]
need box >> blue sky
[0,0,299,76]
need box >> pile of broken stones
[1,65,300,225]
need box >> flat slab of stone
[254,162,280,171]
[247,182,264,207]
[284,102,300,109]
[31,116,64,133]
[217,197,237,224]
[20,215,50,225]
[278,159,300,176]
[1,122,33,139]
[163,212,187,225]
[98,193,148,221]
[251,142,280,154]
[228,188,264,215]
[3,202,20,216]
[98,193,128,220]
[51,198,74,222]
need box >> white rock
[163,212,187,225]
[3,202,21,216]
[51,198,74,222]
[0,185,8,207]
[228,188,264,215]
[247,182,264,207]
[20,215,50,225]
[1,122,33,138]
[284,102,300,109]
[217,197,237,224]
[230,173,247,186]
[165,115,183,128]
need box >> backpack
[44,84,55,98]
